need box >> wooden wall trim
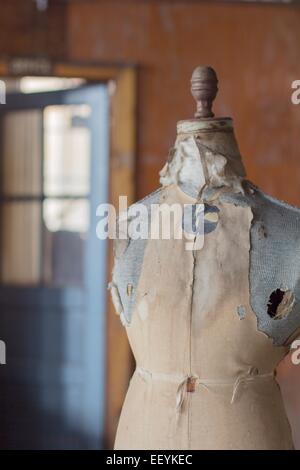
[105,66,136,449]
[53,63,120,81]
[0,61,8,75]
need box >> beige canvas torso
[114,184,293,450]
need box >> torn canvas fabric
[110,124,299,450]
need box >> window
[0,102,92,286]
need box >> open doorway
[0,76,109,449]
[0,63,136,449]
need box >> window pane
[43,198,89,286]
[43,105,91,197]
[43,198,89,233]
[2,110,42,196]
[1,202,41,284]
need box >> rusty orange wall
[68,1,300,206]
[1,0,300,449]
[0,1,67,59]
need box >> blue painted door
[0,84,109,449]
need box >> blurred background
[0,0,300,450]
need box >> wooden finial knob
[191,66,218,118]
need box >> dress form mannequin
[110,66,300,449]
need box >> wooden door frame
[0,58,136,449]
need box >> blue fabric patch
[182,203,220,235]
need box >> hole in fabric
[258,224,268,239]
[267,289,295,320]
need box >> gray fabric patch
[219,191,250,208]
[182,203,219,235]
[204,204,220,234]
[245,182,300,345]
[237,305,247,320]
[178,181,199,199]
[111,188,162,325]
